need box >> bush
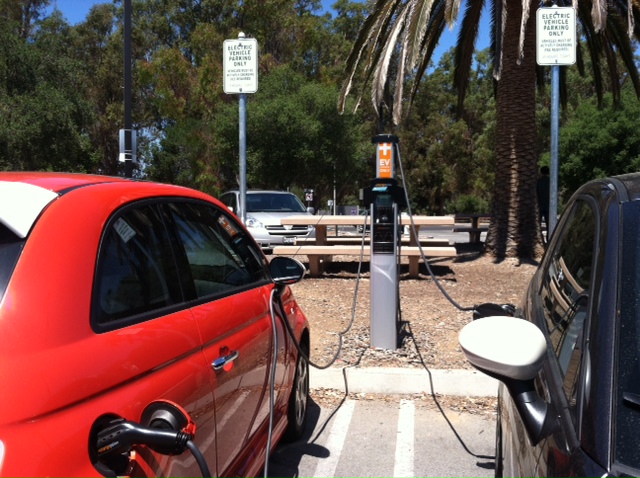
[447,195,489,214]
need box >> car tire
[284,342,309,441]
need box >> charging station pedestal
[365,135,405,350]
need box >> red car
[0,172,310,477]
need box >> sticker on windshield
[218,215,239,238]
[114,217,136,243]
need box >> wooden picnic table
[273,214,456,277]
[453,213,491,244]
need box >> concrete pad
[310,367,498,397]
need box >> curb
[310,367,498,397]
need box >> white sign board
[536,7,577,65]
[223,38,258,94]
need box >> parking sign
[536,7,576,65]
[223,37,259,94]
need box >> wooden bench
[452,227,487,244]
[295,237,451,247]
[272,245,457,278]
[454,213,491,244]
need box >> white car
[220,190,315,252]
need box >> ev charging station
[364,135,406,350]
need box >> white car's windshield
[246,193,307,213]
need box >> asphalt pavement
[269,396,496,477]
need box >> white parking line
[393,399,415,478]
[313,399,356,478]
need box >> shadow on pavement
[266,398,329,477]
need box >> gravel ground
[283,243,538,372]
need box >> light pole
[121,0,134,178]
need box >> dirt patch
[283,243,538,371]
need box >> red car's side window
[165,202,268,299]
[92,204,182,328]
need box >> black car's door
[523,196,599,476]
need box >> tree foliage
[558,83,640,198]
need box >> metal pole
[333,162,337,216]
[549,65,559,235]
[124,0,133,178]
[239,92,247,224]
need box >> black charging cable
[273,220,368,371]
[394,143,476,313]
[263,288,280,478]
[186,440,212,478]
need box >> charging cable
[264,288,280,478]
[275,218,368,371]
[394,143,477,313]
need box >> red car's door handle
[212,350,240,371]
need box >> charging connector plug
[96,418,192,458]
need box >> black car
[459,173,640,477]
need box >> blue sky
[46,1,490,67]
[47,0,345,24]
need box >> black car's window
[614,200,640,470]
[93,204,182,327]
[540,199,596,403]
[166,202,267,298]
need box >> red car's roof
[0,172,215,238]
[0,171,129,193]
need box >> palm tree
[339,0,640,259]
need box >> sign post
[536,6,576,237]
[223,33,259,224]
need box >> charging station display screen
[372,194,395,254]
[375,193,393,206]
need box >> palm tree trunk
[485,0,544,260]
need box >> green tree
[558,83,640,197]
[397,48,496,215]
[339,0,640,259]
[0,8,97,172]
[137,1,373,200]
[210,65,370,208]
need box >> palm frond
[517,0,534,65]
[372,5,409,110]
[591,0,608,31]
[445,0,463,25]
[577,0,606,106]
[603,3,640,98]
[408,1,447,108]
[453,0,484,114]
[338,0,399,113]
[492,0,507,80]
[602,33,621,105]
[406,0,436,71]
[393,27,410,124]
[357,2,405,113]
[575,40,585,78]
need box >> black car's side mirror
[269,256,306,287]
[458,316,558,445]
